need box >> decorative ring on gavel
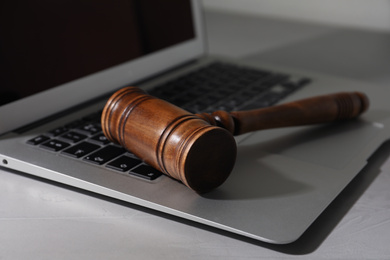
[102,86,369,193]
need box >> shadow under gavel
[101,86,369,193]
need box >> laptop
[1,0,389,244]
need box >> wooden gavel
[101,86,369,193]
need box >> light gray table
[2,10,390,260]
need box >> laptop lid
[0,0,204,135]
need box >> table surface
[2,10,390,260]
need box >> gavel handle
[197,92,369,136]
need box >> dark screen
[0,0,194,106]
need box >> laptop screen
[0,0,194,107]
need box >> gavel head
[101,87,237,193]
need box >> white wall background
[203,0,390,32]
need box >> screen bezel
[0,0,204,134]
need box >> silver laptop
[1,0,389,244]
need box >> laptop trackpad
[238,120,382,170]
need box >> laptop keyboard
[149,62,310,113]
[26,62,311,181]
